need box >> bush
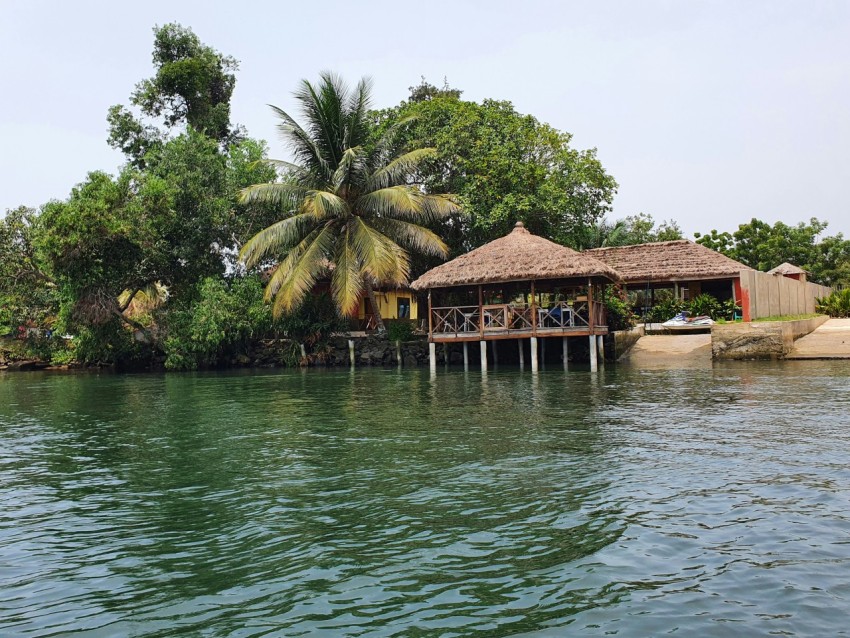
[386,320,416,342]
[603,286,637,331]
[816,289,850,317]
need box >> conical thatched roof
[410,222,622,290]
[768,262,808,276]
[586,240,752,283]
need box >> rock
[7,360,49,371]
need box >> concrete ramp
[620,334,712,368]
[787,319,850,359]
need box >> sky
[2,0,849,238]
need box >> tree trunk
[363,279,386,333]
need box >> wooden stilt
[518,339,525,369]
[429,342,436,373]
[480,340,488,372]
[530,336,539,372]
[562,336,569,370]
[348,339,355,368]
[589,335,598,371]
[491,340,499,366]
[597,335,605,363]
[443,343,449,366]
[463,341,469,370]
[541,338,546,368]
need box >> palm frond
[302,190,348,219]
[356,185,424,220]
[331,147,366,192]
[350,217,409,284]
[332,229,363,316]
[295,74,346,168]
[238,181,306,208]
[367,147,437,191]
[345,76,374,149]
[371,114,418,166]
[267,224,335,316]
[239,213,316,268]
[370,217,449,258]
[270,104,332,181]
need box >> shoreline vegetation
[3,24,849,373]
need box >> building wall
[358,290,418,321]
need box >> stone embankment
[711,316,829,360]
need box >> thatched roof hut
[767,262,808,276]
[411,222,621,290]
[586,240,751,284]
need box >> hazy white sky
[2,0,849,237]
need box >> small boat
[661,312,715,330]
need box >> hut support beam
[463,341,469,370]
[562,337,569,370]
[597,335,605,364]
[480,340,488,372]
[589,335,598,371]
[541,338,546,368]
[429,342,436,373]
[530,336,539,372]
[491,340,499,366]
[518,340,525,369]
[348,339,355,368]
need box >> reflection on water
[1,362,850,636]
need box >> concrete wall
[711,315,829,359]
[612,326,645,359]
[739,270,831,320]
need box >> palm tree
[239,73,459,331]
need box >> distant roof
[410,222,622,290]
[585,240,752,283]
[767,262,809,276]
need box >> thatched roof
[768,262,808,276]
[586,240,752,283]
[410,222,621,290]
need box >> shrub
[603,286,637,331]
[816,289,850,317]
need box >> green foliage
[688,293,721,319]
[646,294,740,322]
[373,94,617,255]
[386,320,416,342]
[161,275,348,370]
[695,217,850,287]
[108,23,239,165]
[581,213,683,249]
[0,206,58,332]
[647,298,688,323]
[603,286,636,331]
[816,289,850,318]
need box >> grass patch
[752,313,823,323]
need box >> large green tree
[239,73,459,330]
[695,217,850,286]
[373,89,617,255]
[107,23,240,167]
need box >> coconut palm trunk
[362,278,386,333]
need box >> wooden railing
[431,301,604,337]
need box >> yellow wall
[358,290,418,320]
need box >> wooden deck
[429,301,608,342]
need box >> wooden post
[396,340,402,367]
[597,335,605,364]
[463,341,469,370]
[518,339,525,369]
[491,340,499,366]
[348,339,355,368]
[530,336,539,372]
[427,291,433,340]
[589,334,598,371]
[562,336,569,370]
[541,338,546,368]
[531,280,537,336]
[443,343,449,366]
[478,285,484,339]
[480,340,488,372]
[429,342,436,373]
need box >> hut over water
[411,222,622,371]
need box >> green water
[2,362,850,637]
